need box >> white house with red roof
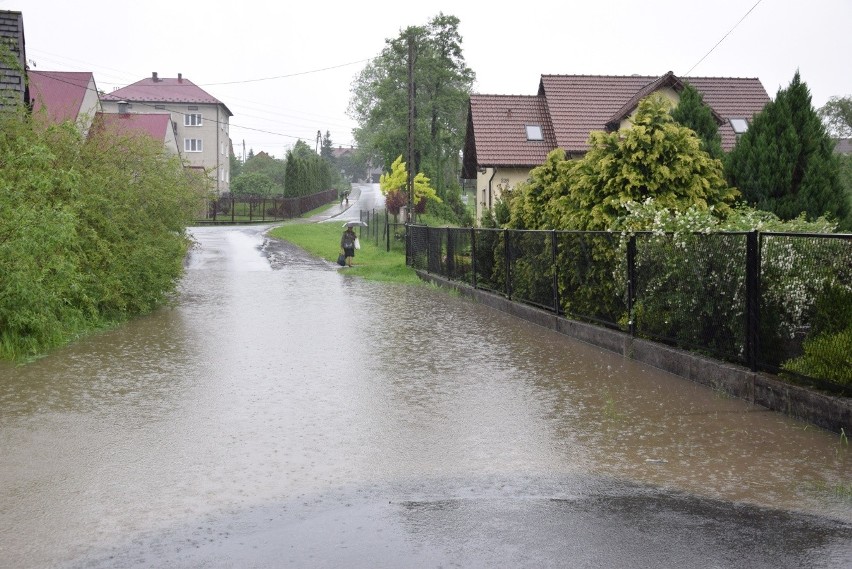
[462,71,772,223]
[101,72,233,194]
[28,70,101,136]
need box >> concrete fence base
[416,270,851,434]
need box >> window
[185,113,203,127]
[525,124,543,141]
[154,105,165,110]
[184,138,203,152]
[730,118,749,135]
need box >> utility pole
[316,130,322,154]
[406,32,415,224]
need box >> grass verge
[268,221,422,285]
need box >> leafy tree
[336,150,362,182]
[348,13,474,198]
[284,140,339,197]
[509,94,737,231]
[0,107,203,359]
[231,171,277,197]
[725,72,848,225]
[379,154,441,220]
[229,151,243,179]
[838,153,852,231]
[384,189,407,221]
[241,151,286,191]
[671,82,723,159]
[818,95,852,137]
[320,130,334,161]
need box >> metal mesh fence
[757,233,852,391]
[197,189,338,223]
[361,209,407,253]
[472,228,504,295]
[556,232,626,328]
[633,232,748,363]
[407,225,851,395]
[508,230,557,312]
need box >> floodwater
[0,223,850,569]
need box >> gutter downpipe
[488,167,497,211]
[216,105,221,193]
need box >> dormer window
[730,118,749,135]
[525,124,543,141]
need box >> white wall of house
[163,122,180,157]
[78,76,102,138]
[474,167,531,224]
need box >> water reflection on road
[0,224,849,568]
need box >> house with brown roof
[0,10,28,109]
[462,71,771,223]
[102,72,233,193]
[28,70,101,135]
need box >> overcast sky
[7,0,850,159]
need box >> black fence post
[470,228,477,289]
[405,224,410,266]
[627,234,637,336]
[230,197,235,223]
[745,230,760,372]
[504,229,512,299]
[551,230,560,314]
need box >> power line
[683,0,763,77]
[199,58,372,86]
[26,69,356,144]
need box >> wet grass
[804,480,852,501]
[268,222,422,285]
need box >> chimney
[178,73,183,82]
[152,71,158,82]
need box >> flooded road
[1,222,850,568]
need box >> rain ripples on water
[1,223,849,568]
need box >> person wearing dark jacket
[340,227,357,267]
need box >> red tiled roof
[103,75,232,116]
[467,94,555,168]
[94,112,172,141]
[28,70,94,123]
[465,72,772,174]
[680,76,773,149]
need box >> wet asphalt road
[1,188,850,568]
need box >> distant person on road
[340,226,357,267]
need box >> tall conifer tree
[725,72,847,224]
[671,83,723,159]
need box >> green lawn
[268,222,422,285]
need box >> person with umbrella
[339,221,363,267]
